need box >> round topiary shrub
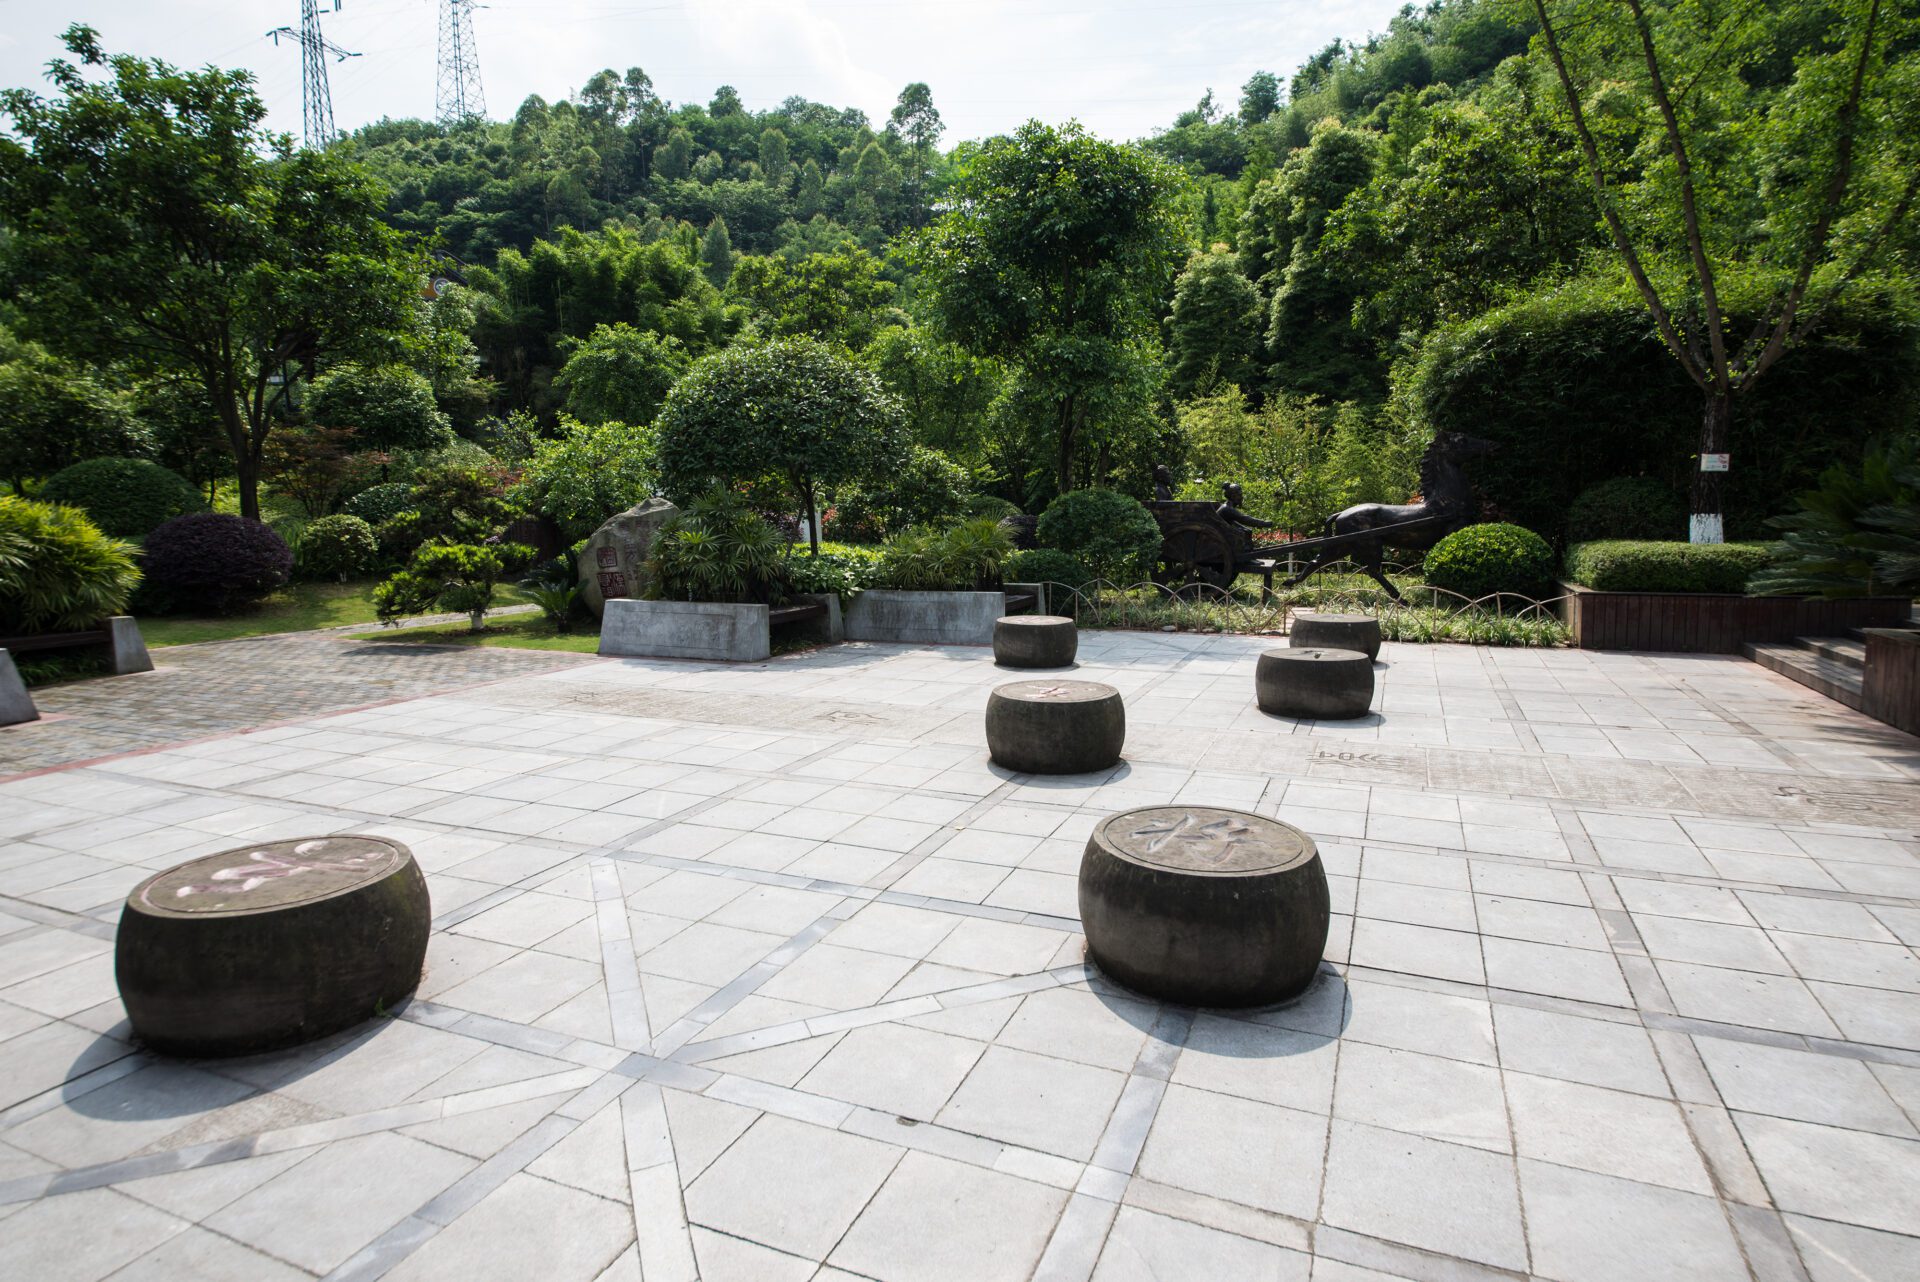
[1035,489,1161,581]
[965,494,1022,522]
[38,457,204,539]
[1005,547,1095,590]
[1566,477,1684,543]
[1423,523,1557,601]
[0,495,143,633]
[298,514,379,581]
[342,481,412,529]
[142,513,293,614]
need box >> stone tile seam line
[0,654,605,786]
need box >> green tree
[658,128,694,180]
[701,216,736,287]
[305,364,453,453]
[795,158,827,220]
[655,338,908,554]
[0,26,425,521]
[375,540,531,632]
[1239,71,1282,125]
[1168,248,1263,397]
[552,323,690,426]
[917,120,1186,493]
[728,249,896,350]
[0,343,151,492]
[1527,0,1920,541]
[513,415,658,541]
[759,128,791,188]
[888,83,945,228]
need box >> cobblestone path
[0,629,598,775]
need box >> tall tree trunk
[212,389,261,521]
[1690,391,1732,544]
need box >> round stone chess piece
[994,616,1078,669]
[1079,806,1329,1006]
[985,679,1124,774]
[115,835,431,1057]
[1255,647,1374,719]
[1289,612,1382,661]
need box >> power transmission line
[268,1,360,148]
[436,0,486,125]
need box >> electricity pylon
[268,1,359,148]
[436,0,486,125]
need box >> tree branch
[1733,0,1886,388]
[1623,0,1730,389]
[1529,0,1709,391]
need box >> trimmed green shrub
[512,416,657,543]
[786,546,882,603]
[879,518,1015,591]
[375,540,532,631]
[1423,523,1556,600]
[1005,547,1094,589]
[298,514,379,581]
[1035,489,1161,581]
[0,495,143,632]
[1396,274,1920,539]
[1566,477,1685,544]
[38,457,204,539]
[650,490,790,604]
[342,481,413,528]
[1565,541,1774,594]
[828,446,972,542]
[142,513,293,614]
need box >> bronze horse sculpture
[1280,431,1496,600]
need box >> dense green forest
[2,0,1916,563]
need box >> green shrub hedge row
[1563,541,1775,594]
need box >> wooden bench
[0,617,154,676]
[0,628,110,654]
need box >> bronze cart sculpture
[1147,432,1495,600]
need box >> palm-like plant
[879,517,1013,591]
[1751,437,1920,599]
[650,490,789,603]
[0,496,143,633]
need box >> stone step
[1743,640,1866,712]
[1801,636,1867,672]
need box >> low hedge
[1564,540,1775,594]
[1423,523,1557,601]
[38,457,204,540]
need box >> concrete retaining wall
[843,590,1008,645]
[599,599,771,662]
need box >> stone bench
[115,835,431,1057]
[994,615,1077,668]
[1255,647,1374,719]
[1079,806,1329,1007]
[986,679,1124,774]
[1290,612,1381,661]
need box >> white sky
[2,0,1408,144]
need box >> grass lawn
[139,580,531,647]
[347,614,599,653]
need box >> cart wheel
[1155,524,1237,592]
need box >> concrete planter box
[1560,583,1910,653]
[1863,629,1920,736]
[844,589,1032,646]
[599,593,841,662]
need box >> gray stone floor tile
[1134,1084,1326,1219]
[1736,1112,1920,1236]
[688,1226,815,1281]
[1340,977,1495,1065]
[1483,935,1632,1006]
[1657,961,1842,1038]
[1319,1119,1526,1271]
[1786,1213,1920,1282]
[994,987,1155,1073]
[1347,919,1484,986]
[1519,1159,1746,1282]
[829,1151,1068,1282]
[205,1131,473,1273]
[1089,1205,1309,1281]
[1491,1004,1669,1096]
[384,1172,634,1282]
[1808,981,1920,1050]
[797,1023,985,1121]
[1694,1036,1915,1136]
[104,1224,309,1281]
[0,1186,186,1281]
[683,1114,900,1259]
[1332,1041,1509,1151]
[1170,1015,1338,1114]
[1506,1072,1712,1193]
[937,1045,1126,1161]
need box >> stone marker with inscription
[578,496,679,619]
[986,678,1125,774]
[1079,805,1329,1006]
[115,835,430,1057]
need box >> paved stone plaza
[2,629,1919,1280]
